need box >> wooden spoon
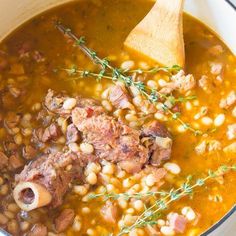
[124,0,185,67]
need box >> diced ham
[168,213,187,233]
[66,124,79,143]
[159,70,196,94]
[28,223,47,236]
[108,84,133,109]
[227,124,236,140]
[219,91,236,109]
[55,208,75,233]
[22,145,37,160]
[142,121,172,166]
[101,201,118,224]
[210,62,223,75]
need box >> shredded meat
[28,223,47,236]
[142,121,172,166]
[72,108,148,173]
[159,70,196,94]
[101,201,118,224]
[219,91,236,109]
[15,90,173,208]
[15,152,83,207]
[55,208,75,233]
[108,84,133,109]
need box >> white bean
[160,226,175,236]
[102,100,113,111]
[86,172,97,185]
[133,200,144,212]
[63,98,77,110]
[102,163,115,175]
[145,174,156,187]
[164,162,181,175]
[214,114,225,127]
[201,116,213,126]
[121,60,135,70]
[181,206,196,221]
[73,185,88,196]
[80,143,94,154]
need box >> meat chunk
[227,124,236,140]
[108,84,133,109]
[219,91,236,109]
[159,70,196,94]
[28,223,47,236]
[72,108,148,173]
[168,213,187,233]
[66,124,79,143]
[41,123,61,142]
[9,154,24,170]
[55,208,75,233]
[15,152,83,207]
[141,121,172,166]
[101,201,118,224]
[22,145,37,160]
[0,151,8,168]
[210,62,223,75]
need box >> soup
[0,0,235,235]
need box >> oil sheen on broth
[0,0,235,236]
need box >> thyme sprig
[56,23,201,135]
[88,164,236,235]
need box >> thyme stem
[56,23,201,135]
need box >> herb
[56,23,201,135]
[88,164,236,235]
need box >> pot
[0,0,235,235]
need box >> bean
[72,220,82,231]
[133,200,144,212]
[0,184,9,195]
[7,220,19,235]
[125,114,138,122]
[87,228,95,236]
[123,178,133,188]
[147,80,158,89]
[181,206,196,221]
[121,60,135,70]
[63,98,77,110]
[102,163,115,175]
[81,207,91,214]
[73,185,88,196]
[31,103,41,111]
[14,133,23,145]
[201,116,213,126]
[4,211,15,219]
[86,172,97,185]
[164,162,181,175]
[145,174,156,187]
[0,213,8,224]
[118,199,128,209]
[8,203,19,212]
[102,100,113,111]
[69,142,80,152]
[20,221,30,231]
[80,142,94,154]
[214,114,225,126]
[86,162,101,174]
[160,226,175,235]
